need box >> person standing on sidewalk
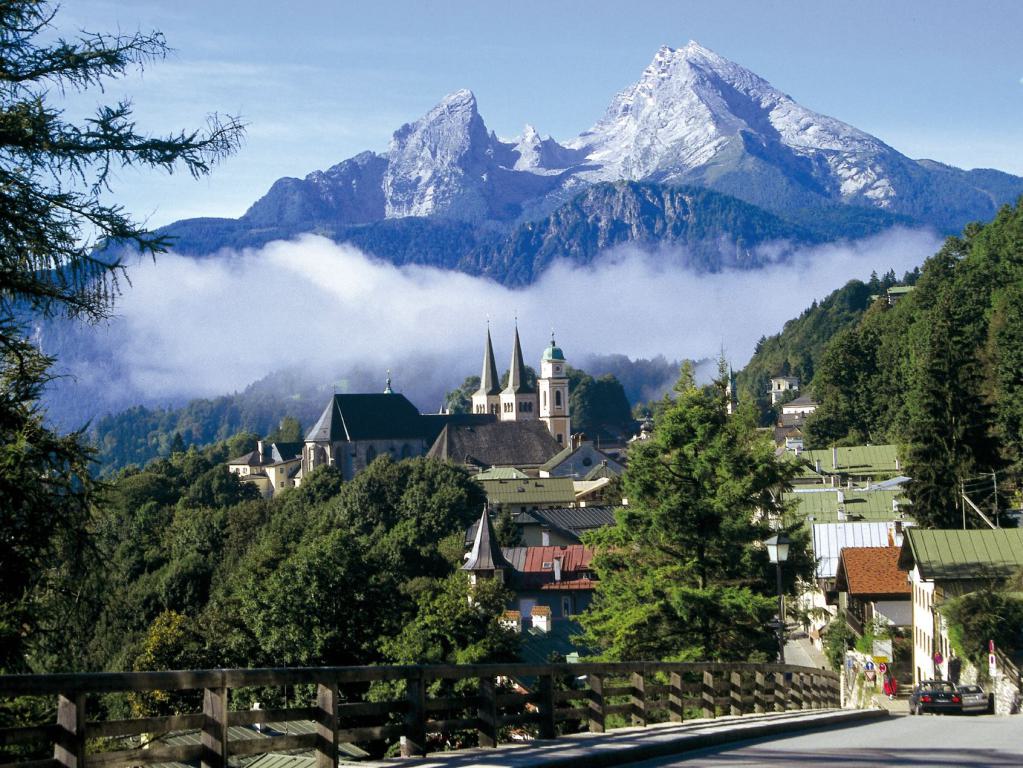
[883,671,898,700]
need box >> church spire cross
[383,369,393,394]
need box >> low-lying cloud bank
[54,227,941,422]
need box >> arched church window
[555,390,562,408]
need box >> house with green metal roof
[795,444,905,486]
[784,488,911,529]
[478,476,577,513]
[898,528,1023,684]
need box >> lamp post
[765,532,791,664]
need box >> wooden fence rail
[0,662,839,767]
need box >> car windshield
[921,682,955,693]
[960,685,981,693]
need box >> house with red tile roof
[834,546,911,636]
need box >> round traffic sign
[878,662,888,673]
[864,661,875,671]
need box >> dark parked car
[958,684,990,714]
[909,680,962,715]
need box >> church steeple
[499,325,539,422]
[478,326,500,396]
[462,506,511,585]
[471,325,502,415]
[503,325,532,395]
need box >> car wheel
[915,703,923,716]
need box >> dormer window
[542,561,553,570]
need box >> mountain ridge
[148,42,1023,283]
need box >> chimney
[531,605,552,633]
[832,446,838,469]
[815,459,822,474]
[895,457,901,471]
[257,439,266,463]
[501,610,522,634]
[553,558,562,582]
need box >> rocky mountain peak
[384,89,494,220]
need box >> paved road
[621,713,1023,767]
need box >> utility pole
[992,471,999,528]
[961,479,966,530]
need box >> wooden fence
[0,662,839,767]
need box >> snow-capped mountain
[160,42,1023,278]
[570,42,899,204]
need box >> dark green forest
[741,199,1023,528]
[32,448,517,688]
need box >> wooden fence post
[587,673,605,734]
[777,674,793,711]
[401,670,426,757]
[669,671,684,723]
[701,671,715,719]
[477,675,498,748]
[763,670,776,713]
[315,680,339,768]
[754,671,766,714]
[537,673,556,740]
[729,671,742,716]
[54,693,85,768]
[201,686,229,768]
[630,671,647,727]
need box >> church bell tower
[539,333,570,445]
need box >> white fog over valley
[52,227,941,421]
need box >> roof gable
[305,393,425,443]
[835,547,910,597]
[428,420,561,468]
[900,529,1023,581]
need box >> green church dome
[543,337,565,361]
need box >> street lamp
[765,532,791,664]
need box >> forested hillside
[33,445,516,684]
[742,199,1023,528]
[736,269,917,416]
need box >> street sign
[864,661,875,671]
[989,653,997,676]
[846,658,854,669]
[878,662,888,674]
[873,656,890,665]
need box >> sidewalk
[360,709,887,768]
[785,633,829,671]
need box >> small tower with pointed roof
[462,506,512,586]
[471,326,501,416]
[538,332,571,445]
[499,326,538,422]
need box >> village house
[769,375,800,405]
[834,546,912,637]
[227,440,303,498]
[463,508,597,624]
[465,505,618,548]
[898,528,1023,685]
[794,444,905,487]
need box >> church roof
[542,335,565,362]
[462,507,512,572]
[475,328,501,397]
[305,393,425,443]
[427,420,561,468]
[503,327,534,395]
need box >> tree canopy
[0,0,242,671]
[579,363,810,662]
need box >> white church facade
[471,328,572,447]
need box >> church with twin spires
[471,327,572,447]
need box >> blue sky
[63,0,1023,227]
